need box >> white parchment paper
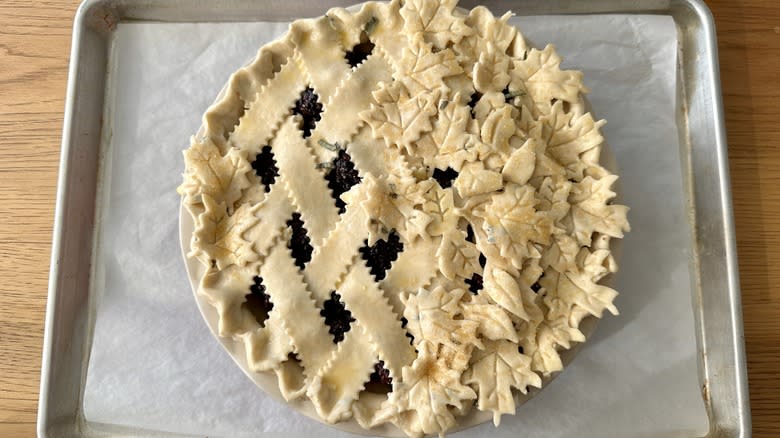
[83,13,710,438]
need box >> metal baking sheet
[38,0,750,437]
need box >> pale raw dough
[178,0,630,436]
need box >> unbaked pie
[178,0,630,436]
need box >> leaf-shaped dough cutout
[426,95,487,171]
[528,323,565,375]
[465,339,542,425]
[436,229,481,280]
[432,95,473,155]
[192,194,258,270]
[455,9,517,73]
[542,298,585,344]
[568,175,630,245]
[360,82,439,152]
[470,9,517,53]
[373,341,477,437]
[422,185,457,237]
[502,138,536,185]
[397,34,463,94]
[510,44,586,104]
[454,162,503,198]
[404,209,434,243]
[579,243,618,282]
[540,100,606,179]
[400,0,473,49]
[472,184,554,260]
[473,42,511,94]
[482,265,534,321]
[402,286,477,348]
[479,105,516,156]
[536,176,573,221]
[541,267,619,318]
[179,138,252,210]
[462,295,518,342]
[540,234,579,273]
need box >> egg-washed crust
[178,0,630,436]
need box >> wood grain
[0,1,80,437]
[716,1,780,436]
[0,0,777,437]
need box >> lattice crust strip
[178,0,630,436]
[380,236,441,316]
[308,52,395,164]
[303,176,376,303]
[338,262,417,378]
[308,325,377,423]
[229,56,307,157]
[290,17,354,105]
[271,117,340,247]
[260,242,335,380]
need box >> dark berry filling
[465,224,475,243]
[321,291,355,343]
[287,213,313,270]
[468,91,483,114]
[251,146,279,192]
[292,87,323,138]
[325,149,361,213]
[465,273,483,294]
[345,33,375,68]
[365,360,393,394]
[502,87,512,103]
[360,231,403,280]
[503,87,527,103]
[531,273,544,293]
[370,360,392,385]
[400,316,415,345]
[479,254,486,268]
[243,276,274,327]
[432,167,458,189]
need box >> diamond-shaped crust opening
[251,146,279,193]
[178,0,630,436]
[243,276,274,327]
[321,291,356,343]
[292,87,323,138]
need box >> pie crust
[178,1,630,436]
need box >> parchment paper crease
[83,13,710,438]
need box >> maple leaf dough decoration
[400,0,473,49]
[421,185,457,237]
[470,184,555,269]
[360,81,439,154]
[567,175,630,245]
[473,42,512,94]
[401,286,480,351]
[465,339,543,426]
[179,138,252,213]
[414,94,492,173]
[191,195,260,270]
[178,0,630,435]
[462,294,519,342]
[374,340,477,437]
[396,34,464,94]
[510,44,588,108]
[453,8,518,75]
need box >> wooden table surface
[1,0,778,436]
